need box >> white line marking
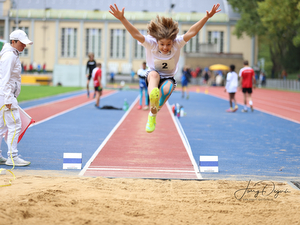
[254,99,300,113]
[29,91,117,127]
[86,168,196,173]
[166,102,202,179]
[208,93,300,125]
[79,96,140,176]
[23,91,86,110]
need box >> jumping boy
[109,3,221,133]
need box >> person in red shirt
[239,60,256,112]
[92,63,103,108]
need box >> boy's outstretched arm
[109,4,145,43]
[183,4,221,42]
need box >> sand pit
[0,172,299,225]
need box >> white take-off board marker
[199,156,218,172]
[0,168,6,175]
[63,153,82,169]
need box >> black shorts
[242,88,252,94]
[87,74,92,80]
[94,86,102,92]
[145,69,177,89]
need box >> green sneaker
[146,115,156,133]
[150,88,159,114]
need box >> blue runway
[168,91,300,180]
[2,90,138,170]
[2,89,299,181]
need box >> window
[61,28,77,57]
[208,31,224,53]
[12,26,29,57]
[0,26,4,39]
[134,29,147,59]
[110,29,126,58]
[85,28,101,58]
[183,31,199,53]
[208,31,212,44]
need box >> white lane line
[166,102,202,179]
[28,91,117,127]
[86,168,196,173]
[79,96,140,176]
[22,91,86,110]
[208,93,300,125]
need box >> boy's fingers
[109,5,115,11]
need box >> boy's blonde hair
[147,16,179,41]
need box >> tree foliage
[228,0,300,74]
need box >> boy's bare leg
[147,71,160,114]
[158,80,174,112]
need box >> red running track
[189,86,300,124]
[25,90,115,124]
[82,98,200,179]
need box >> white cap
[10,29,33,45]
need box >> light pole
[12,0,19,29]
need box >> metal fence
[264,79,300,91]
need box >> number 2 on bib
[154,59,175,71]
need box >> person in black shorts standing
[239,60,256,112]
[86,52,96,98]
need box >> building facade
[0,0,257,87]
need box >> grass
[17,85,83,103]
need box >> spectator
[137,62,149,110]
[225,64,238,112]
[0,29,33,166]
[281,70,287,80]
[110,71,115,83]
[181,66,191,99]
[204,68,210,84]
[92,63,103,108]
[86,52,97,98]
[29,63,33,72]
[37,63,41,73]
[43,63,46,73]
[239,60,256,112]
[259,71,266,87]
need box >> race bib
[154,58,175,71]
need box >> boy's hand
[206,3,221,18]
[109,4,125,20]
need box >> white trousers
[0,97,21,157]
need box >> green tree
[228,0,300,76]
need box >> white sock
[244,105,247,110]
[249,100,253,105]
[149,112,156,117]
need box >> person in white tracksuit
[0,29,33,166]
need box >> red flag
[4,106,35,143]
